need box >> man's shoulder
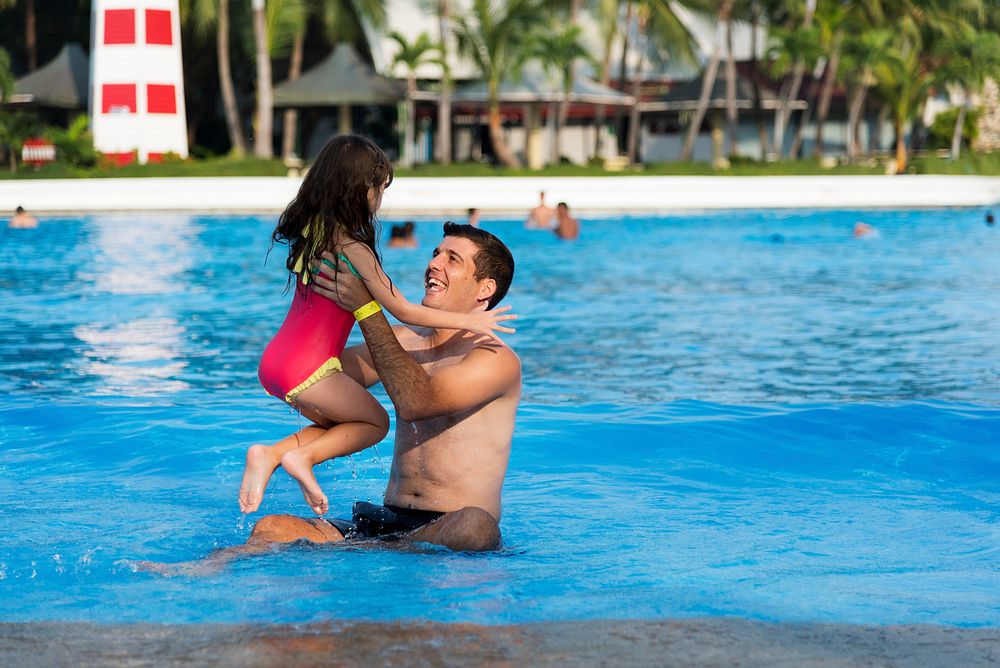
[470,339,522,383]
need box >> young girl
[239,134,515,516]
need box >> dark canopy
[273,44,404,108]
[5,43,89,109]
[638,73,806,112]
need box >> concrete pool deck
[2,619,998,667]
[1,174,999,216]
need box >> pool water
[1,209,998,626]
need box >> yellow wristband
[353,301,382,321]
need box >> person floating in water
[467,207,480,227]
[243,134,516,517]
[986,212,995,226]
[8,206,38,229]
[387,221,417,249]
[853,222,878,239]
[554,202,580,240]
[526,191,555,229]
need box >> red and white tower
[90,0,188,164]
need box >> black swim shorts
[324,501,444,541]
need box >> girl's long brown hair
[272,134,393,285]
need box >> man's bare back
[526,191,555,229]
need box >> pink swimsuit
[258,279,355,403]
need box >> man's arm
[355,311,517,421]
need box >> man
[526,191,555,229]
[554,202,579,240]
[8,206,38,229]
[182,223,519,567]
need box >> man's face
[423,236,489,312]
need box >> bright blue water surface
[1,208,998,626]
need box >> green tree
[44,114,97,168]
[936,28,1000,160]
[0,0,37,71]
[180,0,248,156]
[587,0,699,163]
[0,47,32,172]
[0,46,14,99]
[680,0,734,162]
[252,0,275,157]
[874,42,933,171]
[455,0,550,167]
[806,0,851,158]
[591,0,620,157]
[524,24,595,163]
[592,0,698,162]
[839,28,894,161]
[0,109,41,172]
[430,0,454,164]
[390,31,441,167]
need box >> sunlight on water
[0,209,998,626]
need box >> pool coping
[1,618,997,667]
[2,175,999,217]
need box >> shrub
[927,107,980,150]
[44,115,98,167]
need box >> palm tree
[873,41,933,171]
[180,0,247,157]
[769,0,817,157]
[390,31,441,167]
[0,0,37,71]
[0,44,40,174]
[591,0,621,157]
[455,0,549,168]
[435,0,453,164]
[524,24,594,163]
[806,0,850,158]
[252,0,274,157]
[839,28,894,161]
[279,15,306,162]
[284,0,386,160]
[609,0,699,163]
[680,0,733,162]
[935,30,1000,159]
[0,47,13,99]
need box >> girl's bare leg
[281,373,389,515]
[238,425,326,513]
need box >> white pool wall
[1,175,999,216]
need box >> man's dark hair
[442,222,514,310]
[16,206,24,214]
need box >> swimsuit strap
[322,253,360,277]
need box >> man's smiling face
[423,236,491,313]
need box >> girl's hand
[463,305,517,342]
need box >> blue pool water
[1,208,998,626]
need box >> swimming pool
[1,209,998,626]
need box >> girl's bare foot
[238,444,281,513]
[280,449,329,515]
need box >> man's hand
[309,251,373,312]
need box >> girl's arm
[333,244,516,340]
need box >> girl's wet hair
[271,134,393,285]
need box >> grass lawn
[1,152,998,179]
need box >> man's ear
[477,278,497,306]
